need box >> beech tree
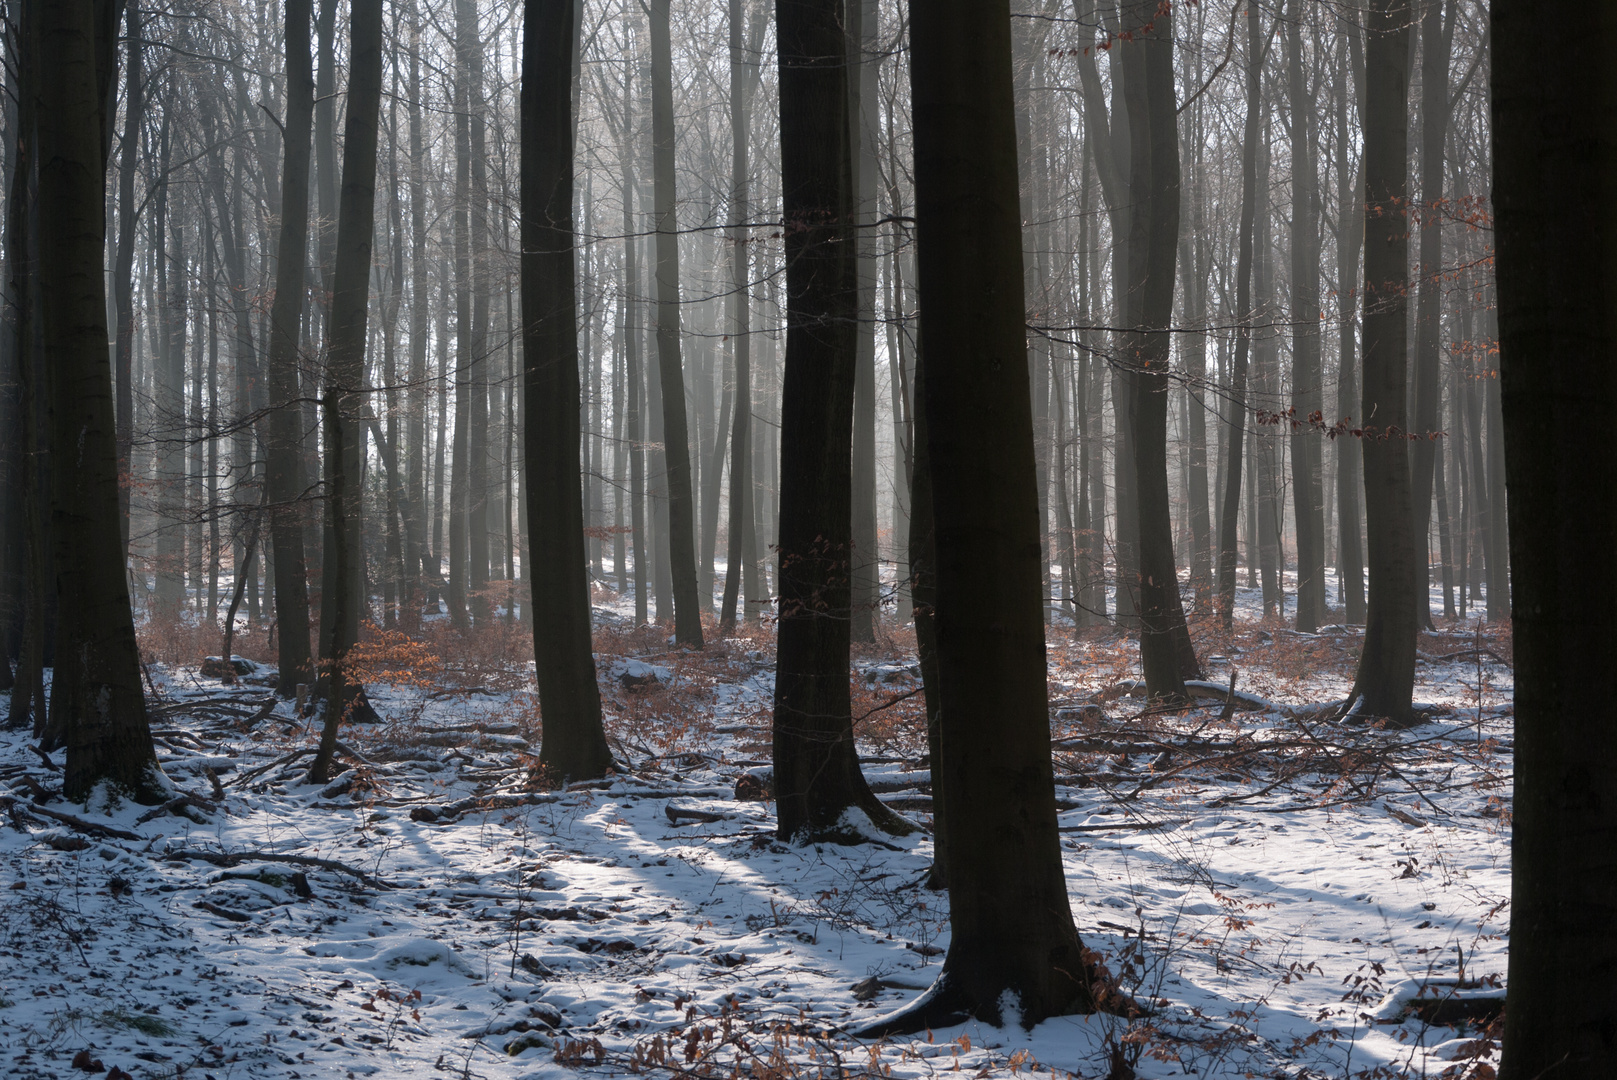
[865,0,1100,1030]
[310,0,387,782]
[521,0,614,781]
[36,0,165,802]
[1344,0,1418,727]
[1492,0,1616,1072]
[770,0,905,843]
[265,0,317,698]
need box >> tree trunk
[522,0,613,782]
[309,0,386,781]
[866,0,1101,1032]
[647,0,703,648]
[770,0,903,843]
[1346,0,1418,727]
[717,0,756,633]
[1334,23,1366,624]
[847,0,880,644]
[1492,2,1617,1072]
[403,0,429,630]
[1285,0,1326,632]
[1407,0,1452,632]
[461,0,492,624]
[1121,0,1198,696]
[37,0,164,803]
[112,2,140,556]
[1215,4,1267,629]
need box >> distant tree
[864,0,1103,1030]
[264,0,317,697]
[646,0,703,649]
[1214,3,1267,630]
[1344,0,1418,727]
[36,0,165,802]
[1491,0,1617,1073]
[718,0,765,635]
[520,0,614,782]
[1407,0,1454,632]
[770,0,908,843]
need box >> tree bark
[847,0,879,644]
[770,0,905,844]
[112,2,140,556]
[867,0,1100,1032]
[1121,0,1199,696]
[1215,9,1265,629]
[1407,0,1452,632]
[1285,0,1326,632]
[647,0,703,648]
[265,0,316,696]
[37,0,165,803]
[310,0,386,781]
[1491,0,1617,1071]
[1346,0,1418,727]
[1333,21,1366,624]
[522,0,613,782]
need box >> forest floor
[0,577,1512,1080]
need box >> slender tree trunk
[1285,0,1326,632]
[717,0,755,633]
[522,0,612,782]
[622,138,648,626]
[1216,7,1266,628]
[446,11,474,632]
[864,0,1100,1031]
[403,0,429,630]
[645,0,703,647]
[1346,0,1418,726]
[1121,0,1198,695]
[1334,23,1366,623]
[310,0,386,781]
[770,0,902,842]
[847,0,879,643]
[112,2,140,555]
[1407,0,1452,632]
[37,0,164,802]
[461,0,492,623]
[907,346,944,888]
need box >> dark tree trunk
[1120,0,1198,696]
[866,0,1101,1033]
[310,0,386,782]
[460,0,492,623]
[717,0,758,633]
[446,7,473,631]
[1334,21,1366,624]
[647,0,703,648]
[770,0,903,843]
[265,0,316,696]
[1407,0,1452,632]
[1214,5,1267,629]
[1491,1,1617,1072]
[847,0,879,644]
[1285,0,1326,632]
[37,0,164,803]
[1347,0,1418,726]
[404,0,429,630]
[522,0,612,782]
[112,2,140,555]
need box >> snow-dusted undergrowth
[0,581,1511,1079]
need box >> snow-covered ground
[0,579,1512,1079]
